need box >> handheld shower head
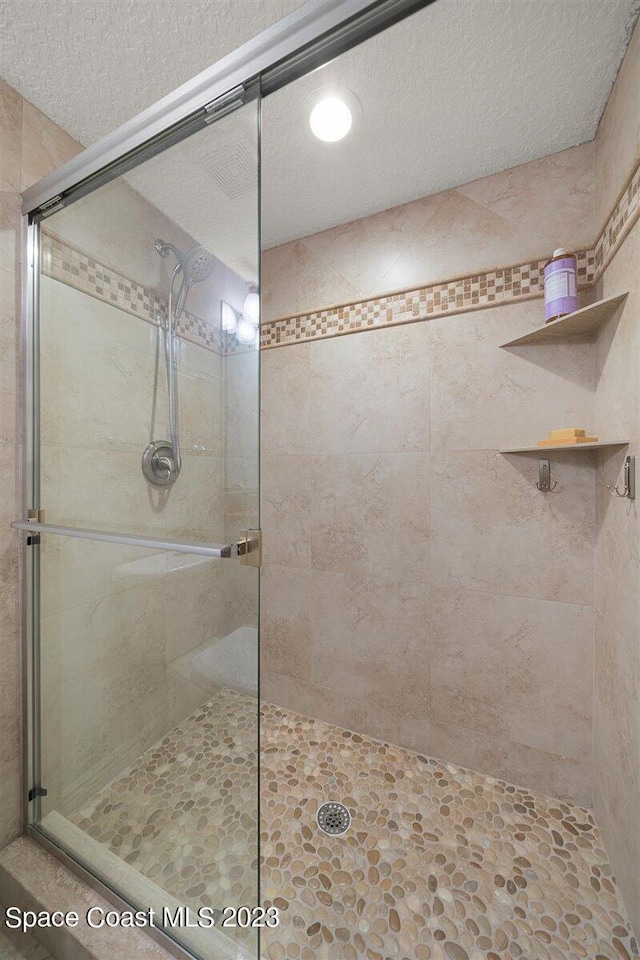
[184,245,216,282]
[149,240,215,488]
[155,239,215,318]
[174,245,216,318]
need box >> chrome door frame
[22,0,434,220]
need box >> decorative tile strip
[261,159,640,350]
[594,160,640,278]
[261,250,595,349]
[41,158,639,356]
[41,230,229,356]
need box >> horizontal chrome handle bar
[12,521,240,559]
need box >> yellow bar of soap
[548,428,587,439]
[538,436,598,447]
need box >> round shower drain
[317,801,351,836]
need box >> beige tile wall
[37,275,230,813]
[47,172,234,326]
[260,294,597,805]
[591,17,640,936]
[261,13,640,920]
[35,203,261,811]
[262,141,594,322]
[1,79,83,847]
[594,20,640,230]
[39,277,227,541]
[261,37,640,810]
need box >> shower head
[174,245,216,318]
[183,245,216,283]
[155,239,215,278]
[155,240,216,318]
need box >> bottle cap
[552,248,568,257]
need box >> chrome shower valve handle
[142,440,180,487]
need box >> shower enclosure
[14,3,429,957]
[20,89,262,960]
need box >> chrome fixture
[141,439,177,487]
[156,241,216,320]
[12,520,262,564]
[536,459,558,492]
[607,455,635,500]
[316,801,351,836]
[143,240,215,487]
[238,528,262,567]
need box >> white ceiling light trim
[305,86,361,143]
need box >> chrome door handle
[240,530,262,566]
[11,522,261,563]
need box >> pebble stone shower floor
[70,688,638,960]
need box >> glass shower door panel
[38,99,259,544]
[36,534,258,959]
[31,93,260,960]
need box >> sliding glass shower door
[22,90,261,960]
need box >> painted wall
[593,20,640,937]
[1,79,82,846]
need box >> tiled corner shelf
[499,293,628,347]
[500,441,629,454]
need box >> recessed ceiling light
[309,97,353,142]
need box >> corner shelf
[500,441,629,454]
[499,293,628,347]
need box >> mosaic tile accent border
[262,158,640,350]
[595,160,640,277]
[261,251,595,349]
[42,159,639,355]
[41,230,230,356]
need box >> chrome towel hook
[536,458,558,492]
[608,455,635,500]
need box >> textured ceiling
[1,0,639,274]
[0,0,304,143]
[262,0,640,247]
